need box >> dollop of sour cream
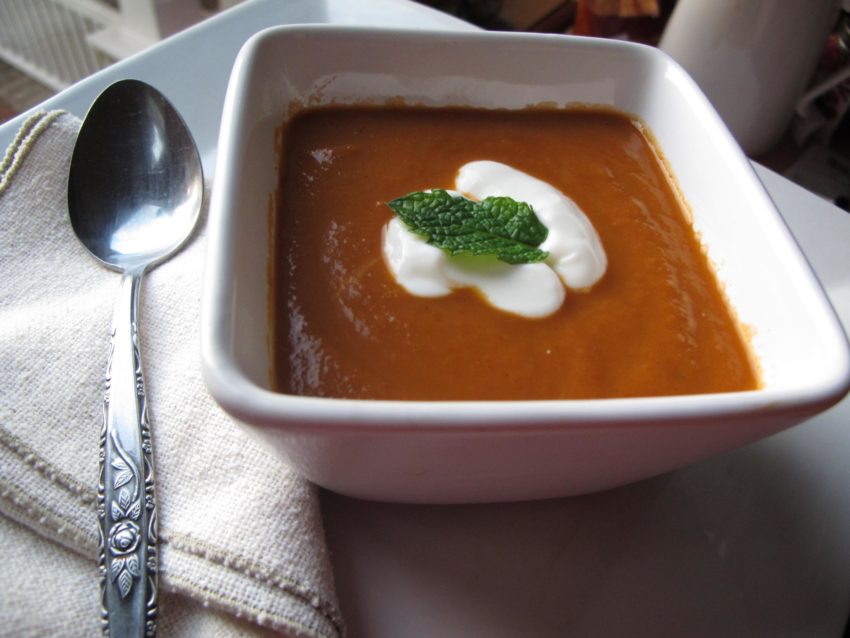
[382,160,607,318]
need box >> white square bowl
[202,25,850,503]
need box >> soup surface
[272,106,759,400]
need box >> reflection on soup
[272,106,759,400]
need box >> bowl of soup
[201,25,850,503]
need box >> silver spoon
[68,79,203,638]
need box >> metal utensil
[68,79,203,637]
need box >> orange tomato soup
[272,106,759,400]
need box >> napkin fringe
[166,531,346,635]
[0,110,64,196]
[167,571,340,638]
[0,425,98,552]
[0,474,96,552]
[0,425,94,506]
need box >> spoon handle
[97,271,158,638]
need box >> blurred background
[2,0,850,210]
[0,0,238,121]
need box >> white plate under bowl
[202,25,850,503]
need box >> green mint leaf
[387,190,549,264]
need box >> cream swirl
[382,161,607,318]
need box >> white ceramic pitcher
[660,0,841,156]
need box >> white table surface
[3,1,848,636]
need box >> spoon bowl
[69,79,203,272]
[68,79,203,637]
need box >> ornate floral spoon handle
[97,270,158,638]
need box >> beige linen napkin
[0,111,344,638]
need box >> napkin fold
[0,111,344,637]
